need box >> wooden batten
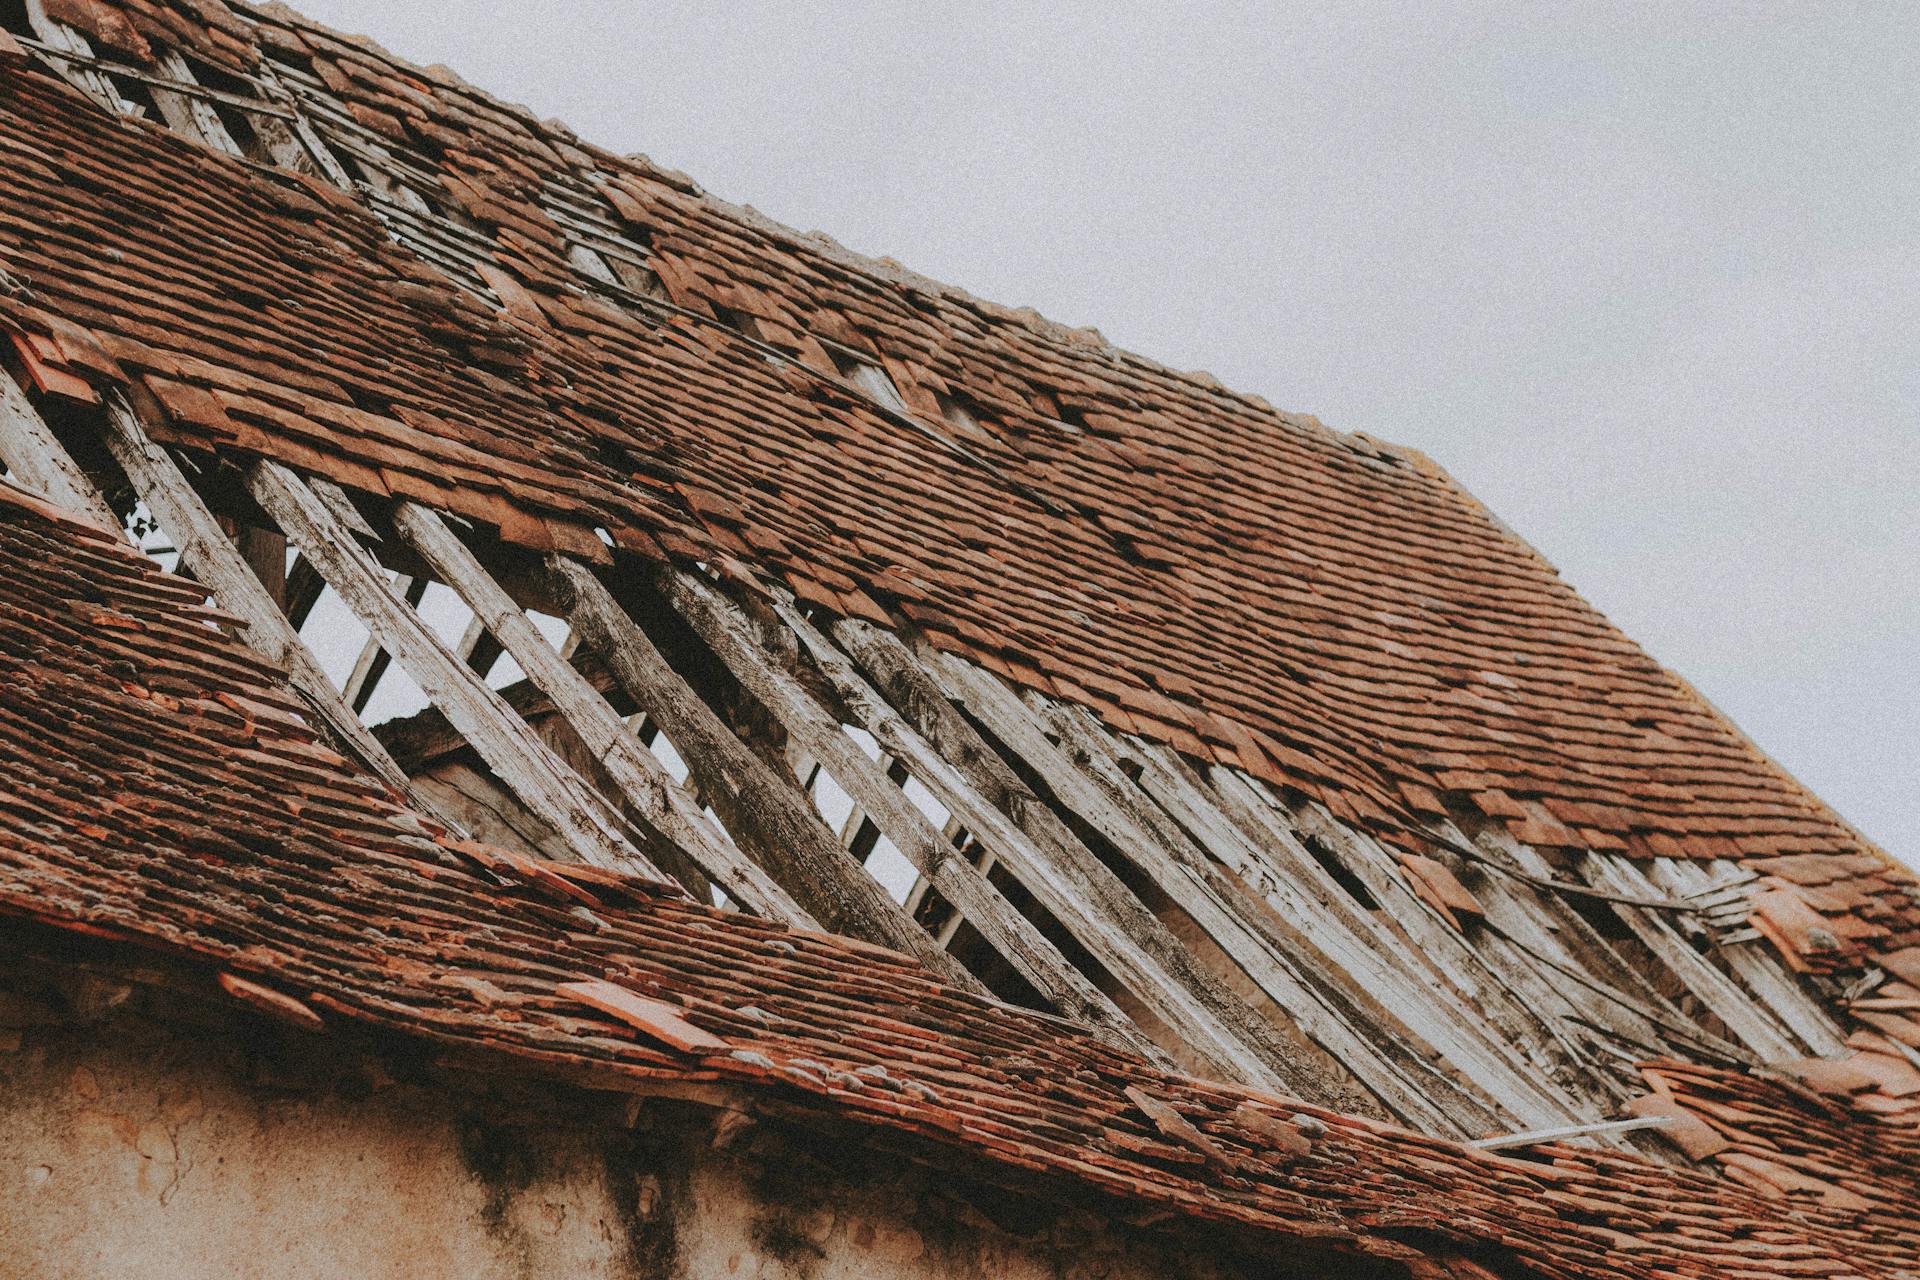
[1249,785,1629,1116]
[654,566,1159,1044]
[243,460,670,884]
[92,393,442,823]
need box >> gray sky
[294,1,1918,863]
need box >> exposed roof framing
[0,365,1872,1141]
[4,474,1920,1276]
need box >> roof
[3,478,1918,1278]
[0,0,1891,879]
[5,2,1920,1272]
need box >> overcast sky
[293,1,1917,863]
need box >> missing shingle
[824,344,909,416]
[346,386,395,417]
[261,45,319,81]
[708,304,761,341]
[1303,834,1379,910]
[593,436,640,478]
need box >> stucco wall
[0,955,1300,1280]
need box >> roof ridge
[245,0,1401,468]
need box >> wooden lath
[653,565,1163,1058]
[242,460,674,887]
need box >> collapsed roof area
[0,1,1916,1275]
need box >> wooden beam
[653,567,1161,1043]
[801,614,1324,1094]
[244,461,668,884]
[1466,822,1756,1065]
[454,616,505,677]
[0,365,119,528]
[839,755,908,863]
[1108,732,1584,1130]
[916,649,1512,1133]
[1646,858,1847,1056]
[1227,779,1627,1117]
[22,1,131,111]
[382,509,823,927]
[93,392,438,821]
[233,525,286,612]
[1578,851,1803,1062]
[544,552,959,952]
[147,49,245,157]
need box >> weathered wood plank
[1105,734,1588,1129]
[1452,819,1747,1062]
[1470,1116,1671,1151]
[1232,781,1627,1116]
[818,618,1353,1098]
[414,762,575,862]
[918,652,1497,1124]
[95,393,436,820]
[1436,821,1704,1059]
[1647,858,1847,1056]
[22,1,131,110]
[989,687,1552,1132]
[0,365,119,528]
[148,48,245,156]
[407,529,848,932]
[231,525,286,612]
[1578,851,1803,1062]
[245,460,667,883]
[653,567,1161,1044]
[284,554,324,628]
[384,513,823,926]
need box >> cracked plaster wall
[0,956,1265,1280]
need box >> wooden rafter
[244,460,670,885]
[655,566,1164,1050]
[538,554,978,975]
[385,502,825,928]
[92,392,441,822]
[0,365,118,529]
[769,606,1308,1092]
